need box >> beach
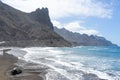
[0,49,46,80]
[0,47,118,80]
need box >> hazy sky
[2,0,120,45]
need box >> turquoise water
[63,46,120,70]
[59,46,120,78]
[8,46,120,80]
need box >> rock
[10,67,22,76]
[29,7,54,30]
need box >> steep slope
[0,1,71,47]
[54,27,117,46]
[28,8,53,30]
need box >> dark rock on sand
[0,51,18,80]
[10,67,22,75]
[0,49,46,80]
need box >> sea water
[8,46,120,80]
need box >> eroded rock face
[29,8,54,30]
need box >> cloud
[52,20,63,29]
[2,0,105,36]
[52,20,101,36]
[2,0,112,19]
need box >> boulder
[10,67,22,75]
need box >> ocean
[5,46,120,80]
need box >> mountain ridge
[54,27,117,46]
[0,1,71,47]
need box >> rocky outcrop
[28,8,54,30]
[0,1,71,47]
[54,27,117,46]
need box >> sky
[2,0,120,45]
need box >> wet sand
[0,51,17,80]
[0,49,46,80]
[0,48,107,80]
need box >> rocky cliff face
[54,27,117,46]
[0,1,71,47]
[28,8,54,30]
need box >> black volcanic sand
[0,49,46,80]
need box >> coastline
[0,47,110,80]
[0,48,46,80]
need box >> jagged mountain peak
[29,7,53,30]
[0,2,71,47]
[35,7,48,13]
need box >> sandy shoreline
[0,51,17,80]
[0,48,108,80]
[0,49,46,80]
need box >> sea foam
[8,47,120,80]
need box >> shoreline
[0,50,18,80]
[0,49,46,80]
[0,47,109,80]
